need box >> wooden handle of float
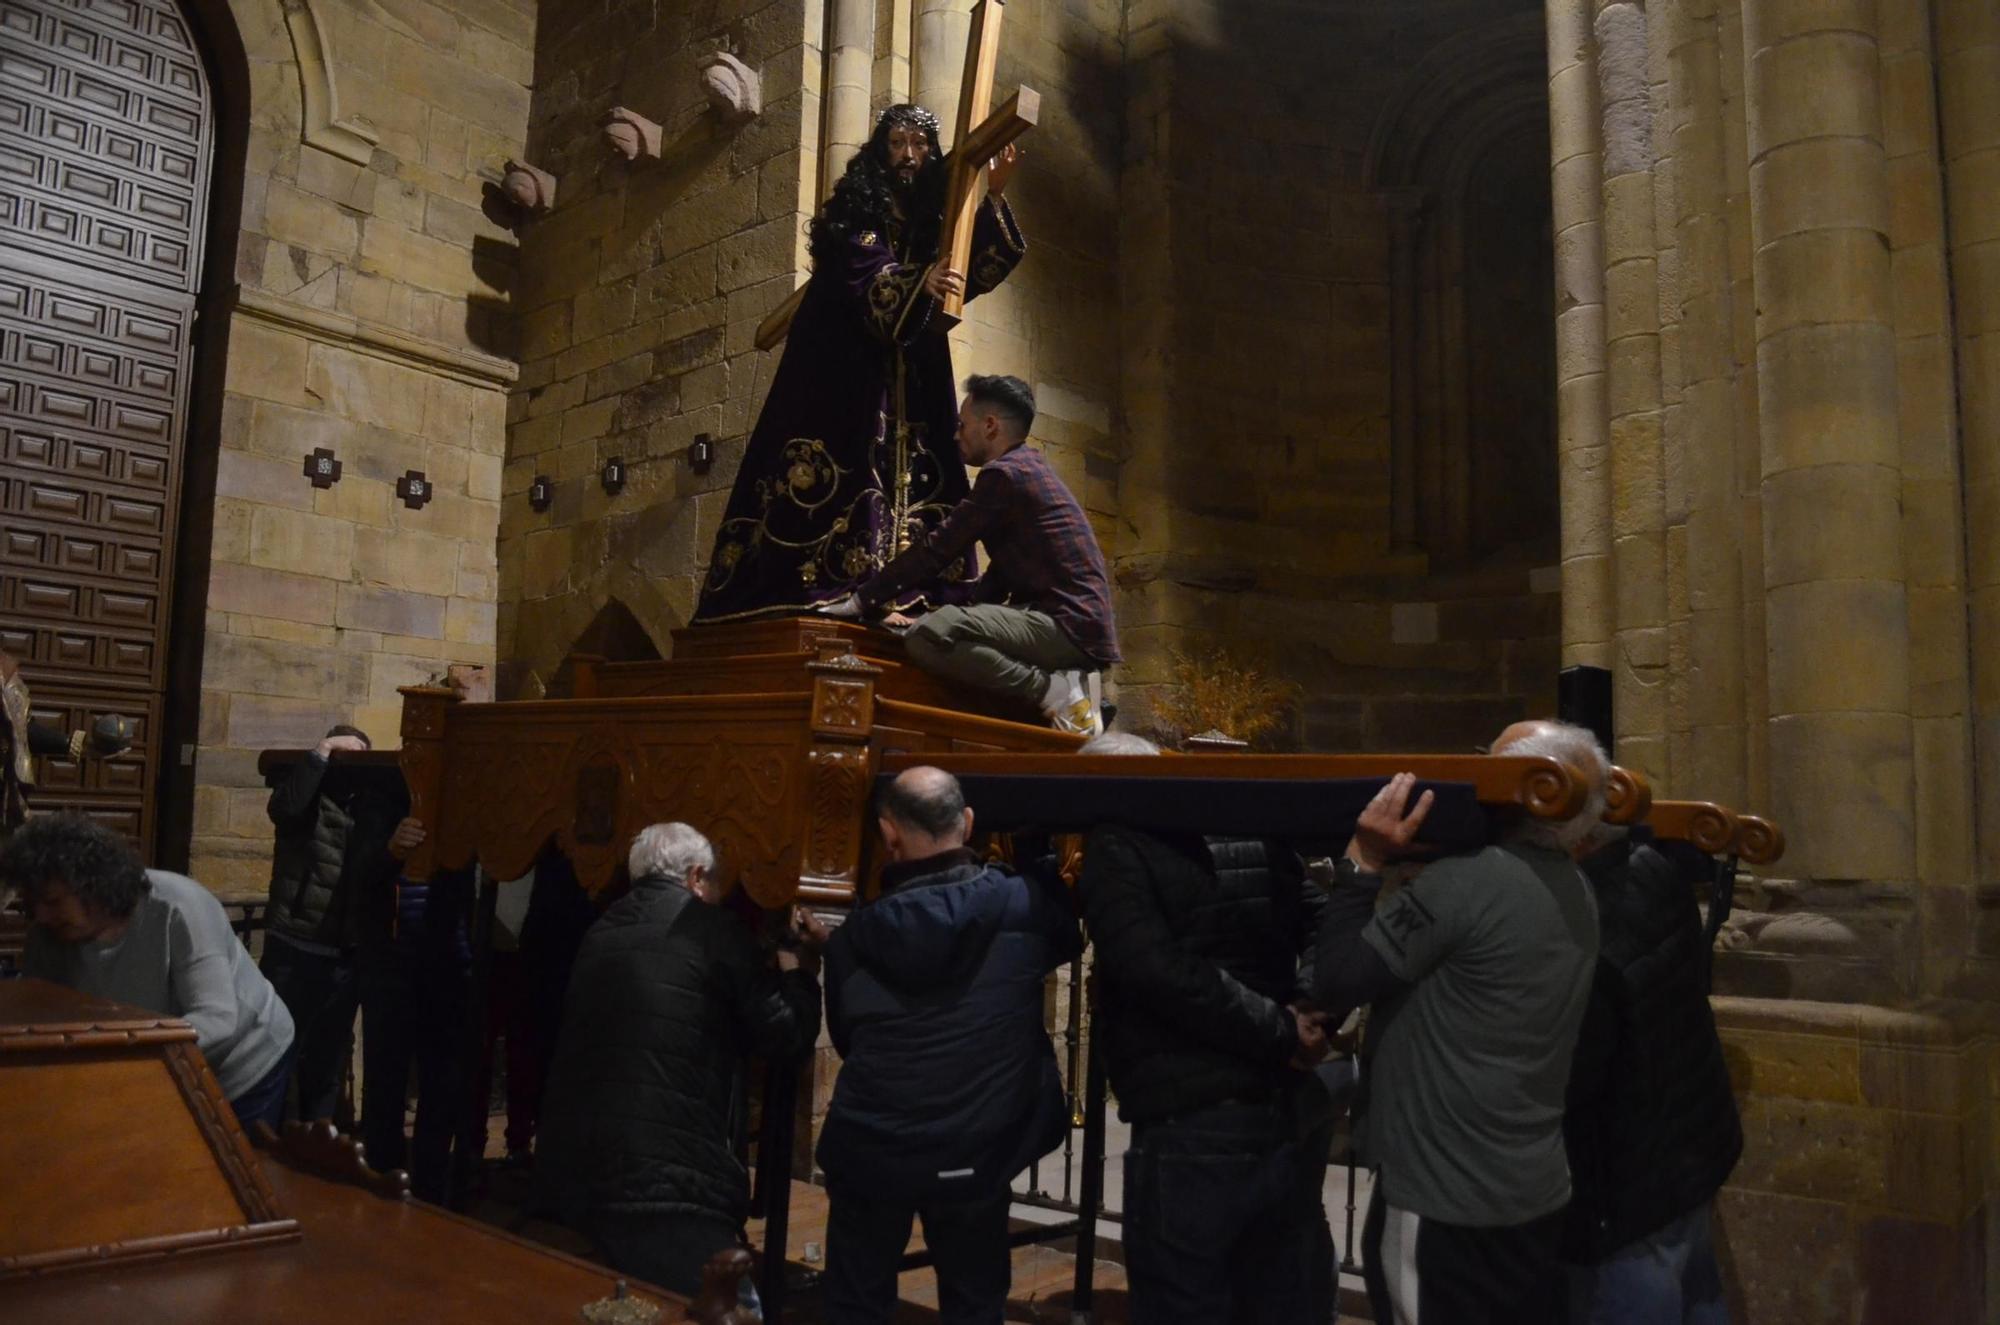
[1733,814,1785,866]
[1603,765,1652,825]
[1645,800,1739,854]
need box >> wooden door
[0,0,213,845]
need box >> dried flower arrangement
[1152,643,1302,750]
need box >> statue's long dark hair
[807,108,948,266]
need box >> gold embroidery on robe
[866,264,923,338]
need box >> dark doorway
[0,0,220,846]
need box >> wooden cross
[754,0,1038,350]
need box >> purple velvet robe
[692,198,1026,623]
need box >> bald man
[1310,720,1607,1325]
[816,766,1082,1324]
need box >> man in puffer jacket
[818,765,1082,1324]
[1073,735,1332,1324]
[1562,830,1741,1323]
[260,724,400,1122]
[537,821,821,1298]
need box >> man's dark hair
[325,723,370,747]
[0,812,151,917]
[964,374,1035,436]
[877,767,968,840]
[807,106,948,266]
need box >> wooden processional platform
[335,615,1783,910]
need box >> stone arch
[538,594,667,699]
[1368,12,1557,570]
[278,0,378,164]
[567,596,667,664]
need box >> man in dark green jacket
[260,724,400,1122]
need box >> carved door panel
[0,0,211,844]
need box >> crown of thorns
[878,104,942,137]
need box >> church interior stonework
[5,0,2000,1320]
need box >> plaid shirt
[859,445,1121,666]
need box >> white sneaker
[1043,670,1102,737]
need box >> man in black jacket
[260,724,400,1122]
[1563,831,1740,1324]
[537,821,822,1299]
[818,765,1081,1324]
[1073,733,1331,1324]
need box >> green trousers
[903,603,1094,705]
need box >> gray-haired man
[1311,720,1607,1325]
[537,822,823,1298]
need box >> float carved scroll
[799,646,880,905]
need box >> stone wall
[1113,0,1560,752]
[495,0,815,690]
[495,0,1124,694]
[1715,1000,2000,1324]
[1547,0,1986,1000]
[1547,0,2000,1316]
[182,0,531,893]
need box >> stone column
[824,0,878,186]
[882,0,914,105]
[1878,4,1975,972]
[1596,2,1669,783]
[1939,0,2000,885]
[1546,0,1613,672]
[1742,0,1913,880]
[1668,0,1747,804]
[1110,0,1188,730]
[1650,0,1689,787]
[1716,0,1769,804]
[913,0,972,147]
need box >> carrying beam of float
[872,751,1620,848]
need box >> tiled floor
[463,1112,1375,1323]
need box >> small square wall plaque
[303,448,342,489]
[396,470,433,510]
[688,433,715,475]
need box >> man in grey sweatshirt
[5,813,295,1129]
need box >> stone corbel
[700,51,761,123]
[499,160,557,218]
[281,0,380,166]
[601,107,664,162]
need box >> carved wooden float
[388,619,1079,910]
[270,614,1780,909]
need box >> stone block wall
[1545,0,1992,998]
[496,0,819,690]
[1714,999,2000,1324]
[184,0,532,893]
[1112,0,1560,749]
[1547,1,2000,1316]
